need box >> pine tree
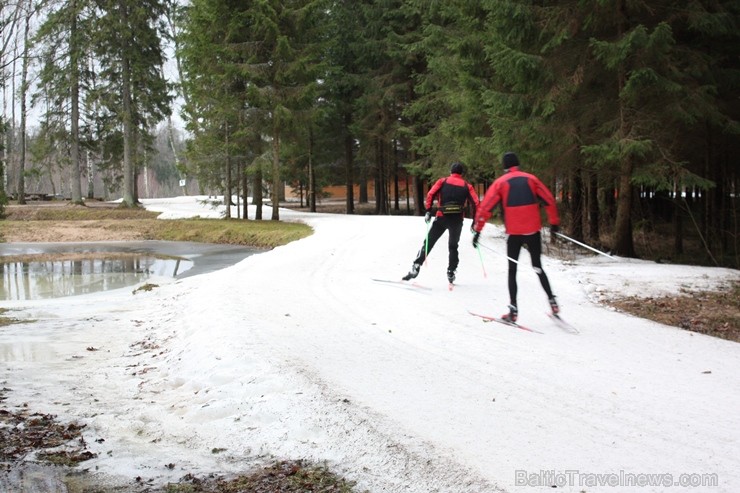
[351,0,429,215]
[35,0,98,205]
[321,0,370,214]
[92,0,171,207]
[583,0,734,257]
[406,2,497,181]
[181,0,326,221]
[1,1,22,211]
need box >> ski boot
[501,304,518,323]
[447,269,456,284]
[402,263,421,281]
[548,296,560,315]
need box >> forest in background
[1,1,738,267]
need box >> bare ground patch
[2,219,156,243]
[607,281,740,343]
[0,386,359,492]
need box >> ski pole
[423,219,431,265]
[475,244,488,278]
[554,232,616,259]
[477,241,520,264]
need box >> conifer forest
[1,1,738,266]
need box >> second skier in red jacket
[472,152,561,322]
[403,162,479,284]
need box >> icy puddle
[0,253,192,300]
[0,240,261,301]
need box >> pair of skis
[371,278,432,290]
[371,278,455,291]
[372,278,577,334]
[547,312,579,334]
[468,310,579,334]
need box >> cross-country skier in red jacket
[402,162,479,284]
[472,152,561,322]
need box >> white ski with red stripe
[468,310,543,334]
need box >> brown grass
[1,202,312,247]
[608,282,740,342]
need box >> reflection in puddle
[1,256,193,300]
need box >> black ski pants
[412,214,464,272]
[506,231,555,307]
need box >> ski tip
[469,310,543,334]
[547,312,579,334]
[372,278,432,290]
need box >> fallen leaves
[0,406,95,465]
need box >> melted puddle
[1,253,192,300]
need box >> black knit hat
[502,152,520,169]
[450,162,465,175]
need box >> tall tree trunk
[308,125,316,212]
[414,175,425,215]
[343,111,354,214]
[2,0,20,201]
[86,149,95,199]
[271,127,280,221]
[392,139,400,211]
[241,161,248,220]
[69,1,83,204]
[375,138,388,215]
[121,39,135,206]
[133,127,141,202]
[406,150,416,214]
[1,122,7,202]
[359,179,367,203]
[17,8,32,205]
[613,158,635,256]
[253,133,263,220]
[673,196,683,255]
[145,147,153,198]
[87,55,98,199]
[224,122,231,218]
[587,169,600,243]
[253,166,262,220]
[611,0,635,257]
[613,98,636,255]
[571,168,584,240]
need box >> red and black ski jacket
[473,166,559,235]
[425,173,479,218]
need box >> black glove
[424,210,432,223]
[472,231,481,248]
